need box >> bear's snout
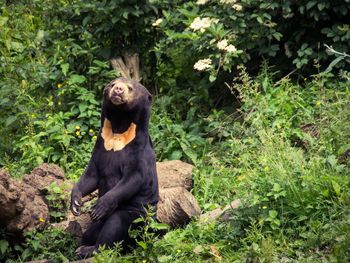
[109,83,129,105]
[112,85,125,96]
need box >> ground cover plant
[0,0,349,262]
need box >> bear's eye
[128,85,133,91]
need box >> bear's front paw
[91,199,113,221]
[71,192,82,216]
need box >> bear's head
[103,77,152,111]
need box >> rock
[0,164,67,234]
[156,187,201,227]
[157,160,194,190]
[52,212,91,238]
[23,163,68,194]
[0,169,49,233]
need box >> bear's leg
[81,220,104,246]
[95,210,141,249]
[75,245,97,258]
[75,220,104,258]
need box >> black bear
[70,77,159,257]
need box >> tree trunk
[110,53,141,82]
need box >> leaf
[269,210,278,218]
[137,241,147,250]
[158,255,172,262]
[59,255,70,263]
[298,215,308,221]
[150,222,169,230]
[272,218,281,229]
[0,239,9,255]
[11,41,25,52]
[133,217,145,224]
[31,240,40,251]
[272,183,281,192]
[272,32,283,41]
[60,63,69,76]
[262,76,269,91]
[0,97,10,106]
[35,30,45,43]
[332,180,341,196]
[326,155,338,168]
[79,103,88,113]
[317,2,326,11]
[0,16,8,27]
[209,75,217,82]
[68,74,86,84]
[306,1,317,10]
[5,115,16,126]
[21,248,32,260]
[325,56,344,73]
[304,48,313,56]
[169,150,182,160]
[82,16,91,26]
[257,16,263,24]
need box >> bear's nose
[113,85,124,95]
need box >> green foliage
[0,228,77,263]
[129,210,169,261]
[20,228,78,262]
[1,0,350,262]
[45,182,71,222]
[94,210,168,263]
[153,0,350,81]
[150,105,207,163]
[0,1,118,177]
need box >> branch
[324,44,350,58]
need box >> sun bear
[70,77,159,257]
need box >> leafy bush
[0,228,77,263]
[153,0,350,80]
[45,182,71,222]
[20,228,78,262]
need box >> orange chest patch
[101,119,136,151]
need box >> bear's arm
[91,167,143,221]
[70,160,98,216]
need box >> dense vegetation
[0,0,349,262]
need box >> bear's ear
[148,94,153,102]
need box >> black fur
[70,78,159,257]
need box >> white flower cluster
[190,17,219,33]
[232,4,243,11]
[196,0,210,5]
[193,58,213,71]
[217,39,237,53]
[220,0,243,11]
[219,0,236,4]
[152,18,163,27]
